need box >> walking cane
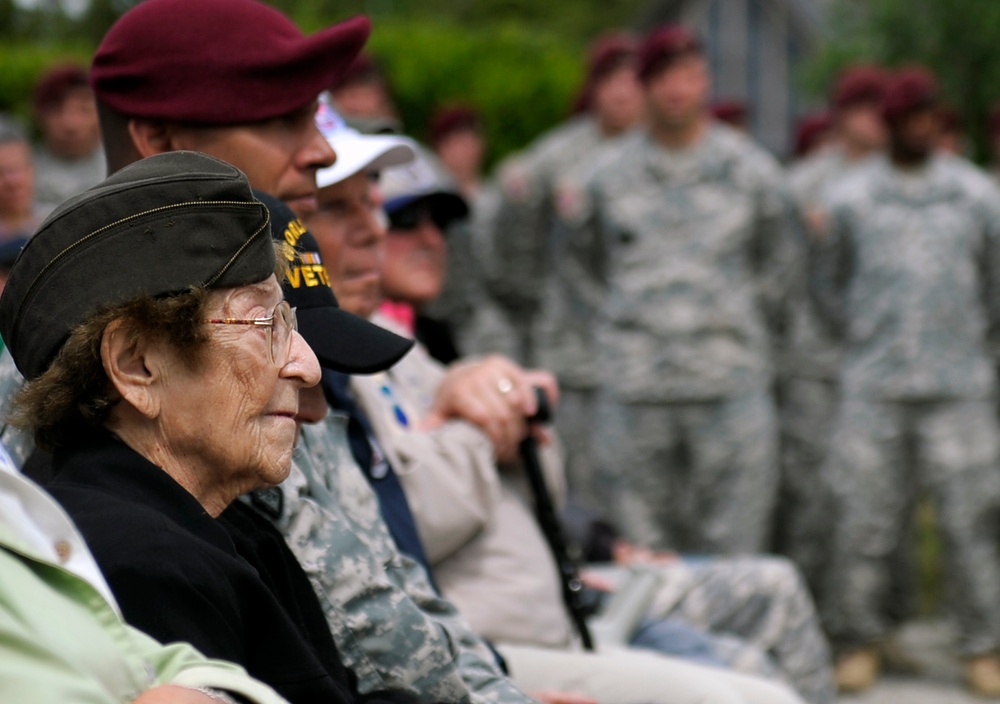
[520,387,595,651]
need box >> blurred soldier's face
[306,171,386,319]
[169,102,336,218]
[592,64,644,135]
[436,129,485,185]
[0,141,35,219]
[382,199,448,306]
[644,54,709,132]
[40,88,101,159]
[890,108,940,165]
[838,103,886,153]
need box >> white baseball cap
[315,93,416,188]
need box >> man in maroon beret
[814,65,1000,696]
[558,23,799,557]
[779,64,889,619]
[31,63,104,214]
[89,0,370,219]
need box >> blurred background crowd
[8,0,1000,701]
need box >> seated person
[0,151,414,704]
[0,438,288,704]
[296,111,818,704]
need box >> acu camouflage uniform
[487,115,626,510]
[814,153,1000,656]
[275,412,535,704]
[0,347,32,467]
[777,148,854,596]
[564,123,799,553]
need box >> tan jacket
[352,314,573,647]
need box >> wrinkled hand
[132,685,226,704]
[531,690,599,704]
[421,355,559,463]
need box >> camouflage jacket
[486,117,612,370]
[564,123,801,402]
[816,153,1000,400]
[279,413,535,704]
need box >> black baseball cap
[256,191,412,374]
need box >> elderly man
[0,2,531,704]
[815,67,1000,695]
[300,112,833,704]
[561,25,799,553]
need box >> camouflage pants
[822,398,1000,656]
[773,376,838,595]
[594,390,780,553]
[644,556,835,704]
[554,386,600,512]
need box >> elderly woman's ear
[100,318,164,421]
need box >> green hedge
[309,17,587,165]
[0,42,94,124]
[0,17,586,164]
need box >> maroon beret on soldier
[587,32,638,84]
[33,64,90,115]
[428,105,481,148]
[831,64,888,111]
[793,111,833,158]
[882,67,939,125]
[636,24,702,83]
[711,100,748,126]
[90,0,371,124]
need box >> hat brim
[384,191,470,221]
[317,134,417,189]
[297,305,412,374]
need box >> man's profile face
[169,102,336,217]
[307,171,386,318]
[644,54,709,131]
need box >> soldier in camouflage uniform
[565,26,799,553]
[777,65,889,598]
[483,34,643,510]
[813,68,1000,696]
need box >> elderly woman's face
[154,275,319,495]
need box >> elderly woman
[0,151,415,704]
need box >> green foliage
[366,19,583,163]
[803,0,1000,162]
[0,42,94,122]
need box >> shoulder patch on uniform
[249,486,284,520]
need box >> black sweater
[48,434,418,704]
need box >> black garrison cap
[0,151,276,380]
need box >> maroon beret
[429,105,481,147]
[831,64,887,110]
[711,100,747,126]
[793,112,833,158]
[90,0,371,125]
[587,32,638,84]
[34,64,90,114]
[882,67,939,125]
[637,25,702,83]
